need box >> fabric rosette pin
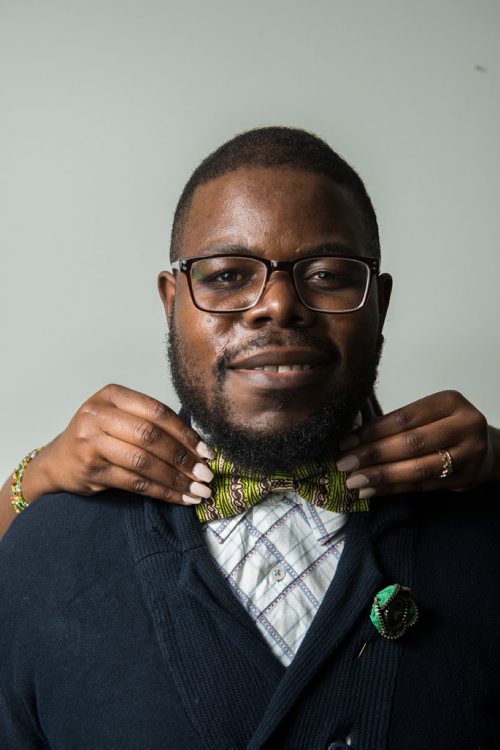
[370,583,419,640]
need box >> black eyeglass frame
[171,254,380,314]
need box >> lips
[229,348,331,371]
[226,347,334,390]
[251,364,312,372]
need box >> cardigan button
[327,743,350,750]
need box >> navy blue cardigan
[1,487,500,748]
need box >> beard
[167,316,383,472]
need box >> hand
[26,384,215,505]
[336,390,495,497]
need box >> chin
[232,407,320,437]
[225,385,328,424]
[196,397,360,472]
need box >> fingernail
[196,441,216,460]
[193,462,214,482]
[359,487,376,499]
[336,454,360,472]
[182,494,202,505]
[346,474,370,490]
[190,481,211,499]
[339,434,360,451]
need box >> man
[1,127,499,748]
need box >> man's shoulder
[372,484,500,566]
[3,488,134,548]
[403,485,500,577]
[411,484,500,526]
[0,490,141,601]
[0,490,192,593]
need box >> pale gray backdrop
[1,0,499,479]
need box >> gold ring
[438,449,453,479]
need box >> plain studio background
[1,0,499,480]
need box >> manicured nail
[346,474,370,490]
[339,434,360,451]
[193,462,214,482]
[336,454,360,472]
[190,481,211,499]
[182,494,202,505]
[359,487,376,499]
[196,441,216,460]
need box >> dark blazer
[1,487,499,749]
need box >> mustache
[215,331,340,376]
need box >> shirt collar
[203,491,348,545]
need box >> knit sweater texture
[1,487,500,748]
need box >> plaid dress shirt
[203,491,347,666]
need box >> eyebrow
[197,243,252,256]
[195,242,358,258]
[294,243,359,258]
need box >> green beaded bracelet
[10,447,45,514]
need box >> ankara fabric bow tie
[195,451,369,522]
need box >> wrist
[21,441,60,502]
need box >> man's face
[159,166,392,469]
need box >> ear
[157,271,176,322]
[376,272,392,329]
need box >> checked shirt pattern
[203,491,347,666]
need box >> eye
[209,269,244,284]
[195,265,258,290]
[311,270,337,281]
[204,269,249,286]
[189,256,266,300]
[300,259,366,291]
[303,268,351,289]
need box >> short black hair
[170,126,380,261]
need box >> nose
[242,269,317,328]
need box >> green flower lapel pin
[370,583,419,640]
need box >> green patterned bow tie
[195,451,369,523]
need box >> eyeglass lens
[189,256,370,312]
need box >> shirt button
[271,564,285,582]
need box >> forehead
[180,167,368,259]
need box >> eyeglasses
[171,254,380,314]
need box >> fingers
[342,451,463,499]
[337,420,461,474]
[340,390,471,451]
[337,390,490,496]
[87,465,204,506]
[91,434,214,506]
[86,403,211,485]
[93,384,213,460]
[66,384,217,504]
